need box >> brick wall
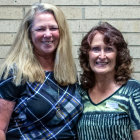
[0,0,140,80]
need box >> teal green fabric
[77,79,140,140]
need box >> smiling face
[31,12,60,58]
[89,32,117,76]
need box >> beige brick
[0,20,21,33]
[72,33,83,46]
[85,7,102,19]
[0,33,15,45]
[25,6,82,19]
[75,58,81,72]
[132,59,140,72]
[60,7,82,19]
[68,20,99,33]
[85,7,140,19]
[123,33,140,45]
[0,0,39,5]
[42,0,99,5]
[129,47,140,59]
[102,0,140,5]
[26,6,82,19]
[132,73,140,81]
[72,45,80,59]
[0,59,5,66]
[0,46,11,58]
[102,20,140,32]
[24,6,30,15]
[25,6,83,19]
[0,7,23,19]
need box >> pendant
[56,106,63,118]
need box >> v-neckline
[87,84,124,106]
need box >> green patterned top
[77,79,140,140]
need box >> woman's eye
[90,47,100,52]
[35,28,45,32]
[33,26,59,32]
[105,47,113,52]
[49,27,59,31]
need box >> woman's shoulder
[121,79,140,97]
[126,79,140,88]
[0,76,26,101]
[0,76,14,86]
[75,83,87,96]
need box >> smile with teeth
[42,41,53,45]
[96,61,109,66]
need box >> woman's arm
[132,130,140,140]
[0,98,15,140]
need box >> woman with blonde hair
[0,2,82,139]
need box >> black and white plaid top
[0,71,83,140]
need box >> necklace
[47,80,63,118]
[55,86,63,118]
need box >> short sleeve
[0,77,24,101]
[129,81,140,131]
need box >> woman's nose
[43,29,52,38]
[99,50,106,58]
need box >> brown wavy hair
[79,22,133,89]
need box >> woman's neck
[94,72,116,89]
[36,55,55,71]
[88,73,121,104]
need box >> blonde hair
[0,3,77,86]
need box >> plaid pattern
[0,71,83,140]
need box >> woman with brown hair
[77,22,140,140]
